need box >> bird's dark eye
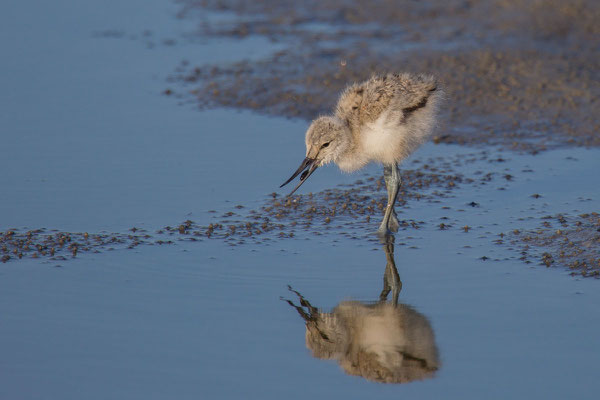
[321,142,330,149]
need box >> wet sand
[170,0,600,151]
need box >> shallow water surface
[2,232,599,399]
[0,0,292,232]
[0,1,599,399]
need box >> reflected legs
[379,238,402,305]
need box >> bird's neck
[335,128,369,172]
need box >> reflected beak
[280,157,319,196]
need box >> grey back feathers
[336,73,440,129]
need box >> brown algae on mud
[149,148,600,278]
[201,168,465,242]
[0,228,157,265]
[0,152,470,263]
[169,0,600,151]
[171,149,599,279]
[507,213,600,277]
[3,148,598,278]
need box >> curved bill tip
[280,157,312,188]
[287,162,318,197]
[280,158,318,196]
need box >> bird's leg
[378,162,401,236]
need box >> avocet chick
[281,73,442,236]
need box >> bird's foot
[376,231,395,245]
[388,210,400,233]
[376,224,395,241]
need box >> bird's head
[280,116,350,196]
[305,116,350,166]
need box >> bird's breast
[359,112,405,165]
[336,154,368,172]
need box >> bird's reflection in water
[283,237,439,384]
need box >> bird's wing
[389,73,438,118]
[335,75,395,131]
[335,74,438,131]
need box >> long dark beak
[280,157,319,196]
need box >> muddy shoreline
[164,0,600,276]
[169,0,599,151]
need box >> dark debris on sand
[0,159,468,263]
[0,228,154,264]
[507,213,600,278]
[191,168,466,245]
[2,149,598,278]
